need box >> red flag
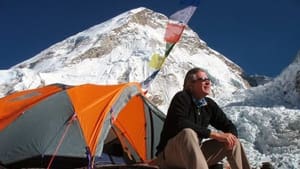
[164,22,185,44]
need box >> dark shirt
[156,90,238,155]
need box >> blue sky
[1,0,300,77]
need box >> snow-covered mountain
[0,7,299,169]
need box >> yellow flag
[149,53,165,69]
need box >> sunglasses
[194,77,211,82]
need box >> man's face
[190,71,211,99]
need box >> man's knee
[234,139,241,149]
[180,128,197,136]
[178,128,199,144]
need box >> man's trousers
[156,128,251,169]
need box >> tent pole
[85,146,93,169]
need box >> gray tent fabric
[0,91,86,165]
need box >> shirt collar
[192,97,207,108]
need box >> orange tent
[0,83,165,168]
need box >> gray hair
[183,67,206,91]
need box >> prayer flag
[170,6,197,24]
[149,53,165,69]
[141,0,200,91]
[164,22,185,44]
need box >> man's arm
[209,131,237,150]
[207,97,238,136]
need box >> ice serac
[274,50,300,107]
[221,50,300,169]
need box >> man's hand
[209,131,237,150]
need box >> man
[155,68,251,169]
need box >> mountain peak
[7,7,249,100]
